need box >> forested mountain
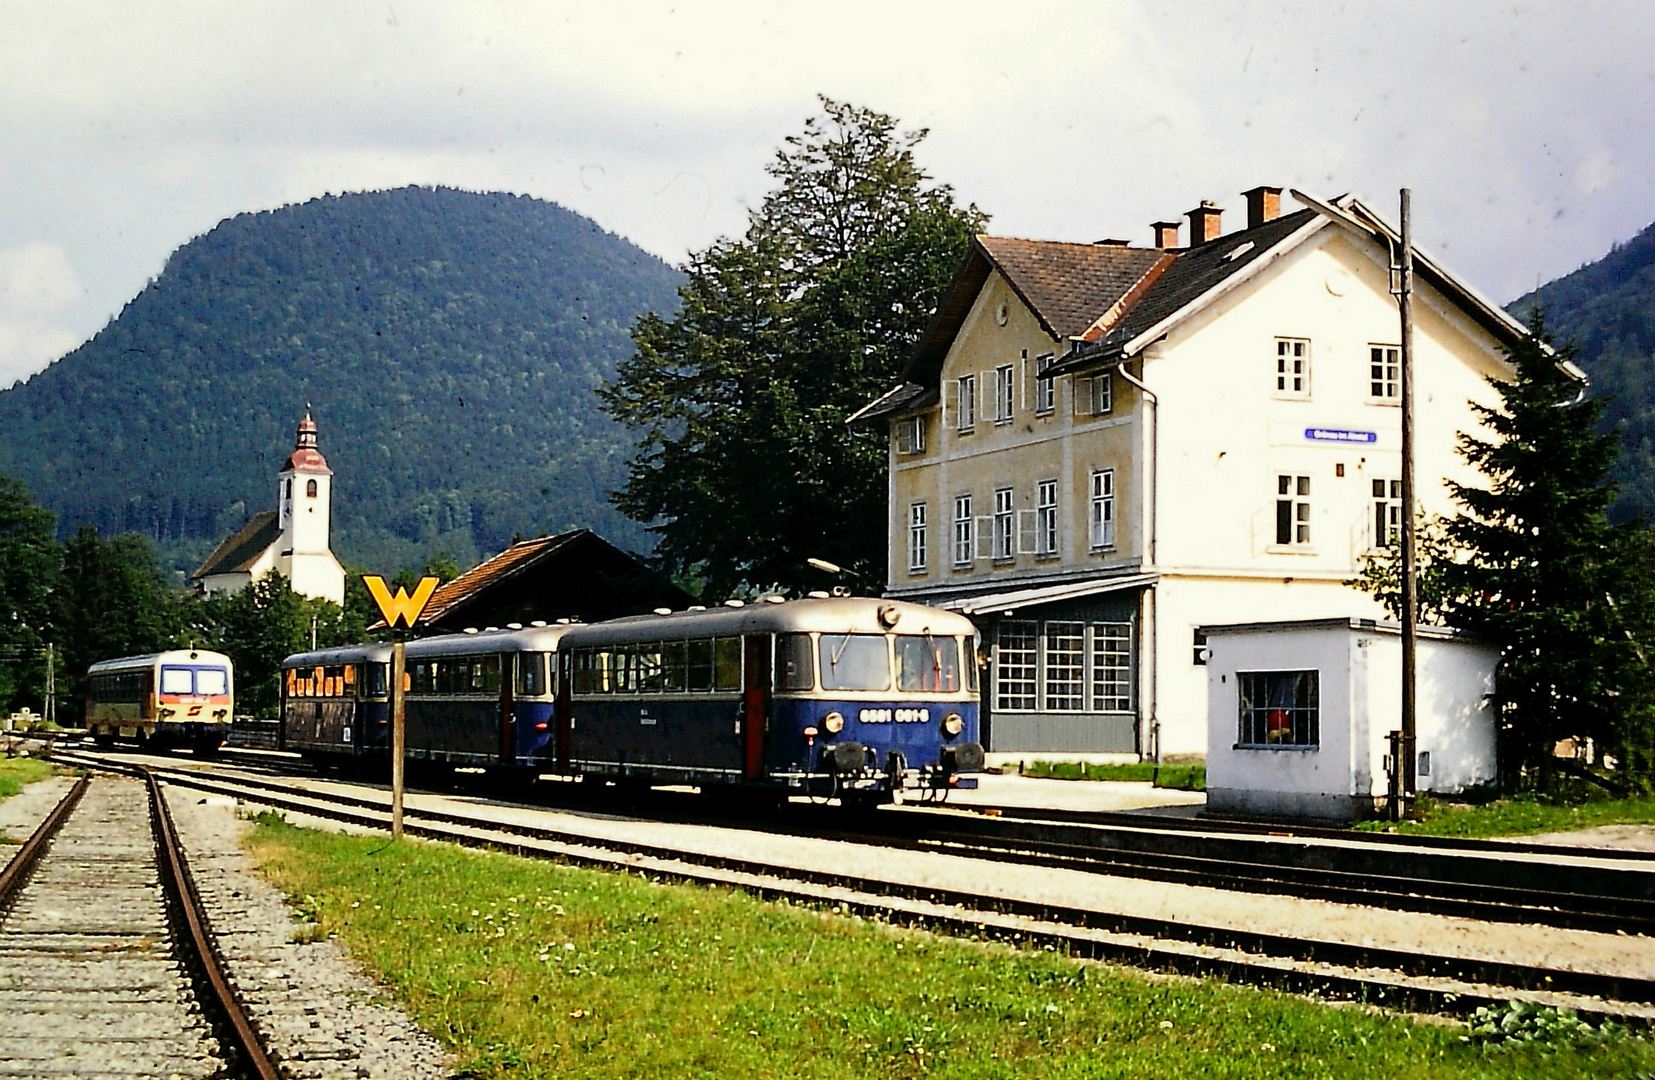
[1511,221,1655,522]
[0,187,681,575]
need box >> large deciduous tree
[53,525,187,709]
[601,98,985,596]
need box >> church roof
[193,511,280,580]
[282,410,332,474]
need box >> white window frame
[956,374,976,431]
[1034,367,1056,415]
[994,364,1015,424]
[992,487,1014,562]
[1036,478,1059,557]
[907,501,928,574]
[1074,372,1112,418]
[995,620,1038,711]
[1368,344,1400,403]
[952,494,974,568]
[894,416,926,455]
[1371,478,1401,549]
[1089,469,1116,550]
[1275,474,1311,546]
[1090,623,1133,712]
[1274,337,1311,399]
[1042,622,1086,712]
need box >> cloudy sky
[0,0,1651,385]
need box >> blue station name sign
[1304,427,1378,445]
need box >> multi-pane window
[1275,474,1311,545]
[953,495,974,568]
[1369,345,1400,401]
[1372,478,1402,548]
[994,620,1134,713]
[1075,372,1112,417]
[895,416,926,454]
[957,374,976,431]
[1036,479,1058,556]
[1093,625,1132,711]
[993,487,1015,561]
[995,620,1038,710]
[1238,669,1319,747]
[1274,338,1310,398]
[907,501,928,573]
[1043,623,1086,710]
[1035,372,1055,414]
[994,364,1015,423]
[1089,469,1115,550]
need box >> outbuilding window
[1237,669,1319,748]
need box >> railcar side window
[818,634,892,692]
[714,638,743,691]
[366,663,389,698]
[662,641,688,692]
[687,640,714,691]
[895,636,960,693]
[777,633,814,691]
[160,667,194,695]
[478,655,502,694]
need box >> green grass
[1356,793,1655,839]
[0,757,53,803]
[1019,761,1205,791]
[247,815,1648,1079]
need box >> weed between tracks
[1018,761,1205,790]
[1355,793,1655,839]
[246,814,1650,1080]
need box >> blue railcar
[280,643,393,762]
[558,596,984,802]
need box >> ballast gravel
[161,785,451,1080]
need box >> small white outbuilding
[1200,618,1498,823]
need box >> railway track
[0,767,280,1079]
[65,749,1655,1026]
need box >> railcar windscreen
[515,652,548,697]
[895,635,960,693]
[777,633,814,690]
[818,634,891,691]
[160,667,195,695]
[195,668,229,696]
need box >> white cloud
[0,244,84,386]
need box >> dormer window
[306,479,319,498]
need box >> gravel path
[162,784,451,1080]
[0,773,73,842]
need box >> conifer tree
[600,98,985,596]
[1442,312,1654,783]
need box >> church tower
[274,409,346,605]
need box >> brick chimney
[1242,185,1282,229]
[1186,201,1222,246]
[1152,220,1181,248]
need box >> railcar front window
[195,668,228,696]
[818,634,891,692]
[516,653,547,697]
[160,667,194,695]
[896,636,960,693]
[777,634,814,691]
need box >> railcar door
[555,652,572,770]
[499,653,515,763]
[742,636,771,780]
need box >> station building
[852,188,1559,760]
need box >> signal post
[363,575,440,840]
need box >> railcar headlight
[941,712,964,738]
[823,711,844,735]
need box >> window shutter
[1017,509,1037,555]
[975,517,994,560]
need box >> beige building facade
[855,189,1563,759]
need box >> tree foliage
[53,526,187,707]
[0,477,58,710]
[601,98,986,596]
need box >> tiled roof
[419,531,583,624]
[976,238,1169,340]
[193,511,280,579]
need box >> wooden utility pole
[1398,188,1418,818]
[390,638,406,840]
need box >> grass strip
[1357,793,1655,839]
[0,757,53,803]
[248,814,1649,1079]
[1019,761,1205,790]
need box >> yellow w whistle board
[363,575,439,629]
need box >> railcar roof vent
[463,627,478,634]
[762,594,785,604]
[807,590,830,599]
[724,599,745,608]
[507,622,523,630]
[554,618,570,625]
[653,607,673,616]
[688,605,707,611]
[485,626,499,632]
[530,620,547,627]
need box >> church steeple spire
[282,406,332,475]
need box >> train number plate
[857,708,929,724]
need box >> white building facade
[854,188,1561,760]
[194,411,347,605]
